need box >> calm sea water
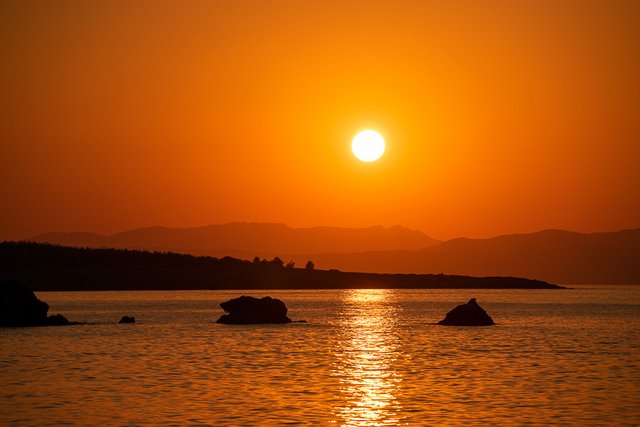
[1,286,639,426]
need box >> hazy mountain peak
[299,227,640,285]
[29,222,440,256]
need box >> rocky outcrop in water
[0,281,70,327]
[47,313,70,326]
[438,298,495,326]
[119,315,135,324]
[216,295,292,324]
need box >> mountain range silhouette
[28,223,640,285]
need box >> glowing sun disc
[352,130,385,162]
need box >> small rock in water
[217,295,292,324]
[119,315,136,324]
[47,314,70,326]
[438,298,495,326]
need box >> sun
[352,130,385,162]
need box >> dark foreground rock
[0,281,70,327]
[217,295,292,324]
[119,315,135,324]
[438,298,495,326]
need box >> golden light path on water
[332,289,403,426]
[2,289,639,425]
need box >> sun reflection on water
[333,289,403,426]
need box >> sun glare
[352,130,385,162]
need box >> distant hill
[293,228,640,285]
[0,242,563,291]
[27,224,640,285]
[29,223,439,257]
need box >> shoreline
[1,241,565,291]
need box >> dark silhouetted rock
[47,314,70,326]
[119,315,135,324]
[438,298,495,326]
[0,281,73,326]
[217,295,292,324]
[0,281,50,326]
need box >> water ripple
[1,287,639,426]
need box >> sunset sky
[1,0,639,241]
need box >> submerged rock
[0,281,70,327]
[217,295,292,324]
[438,298,495,326]
[119,315,136,324]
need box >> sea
[1,286,639,426]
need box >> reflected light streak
[333,289,403,426]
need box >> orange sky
[1,0,639,241]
